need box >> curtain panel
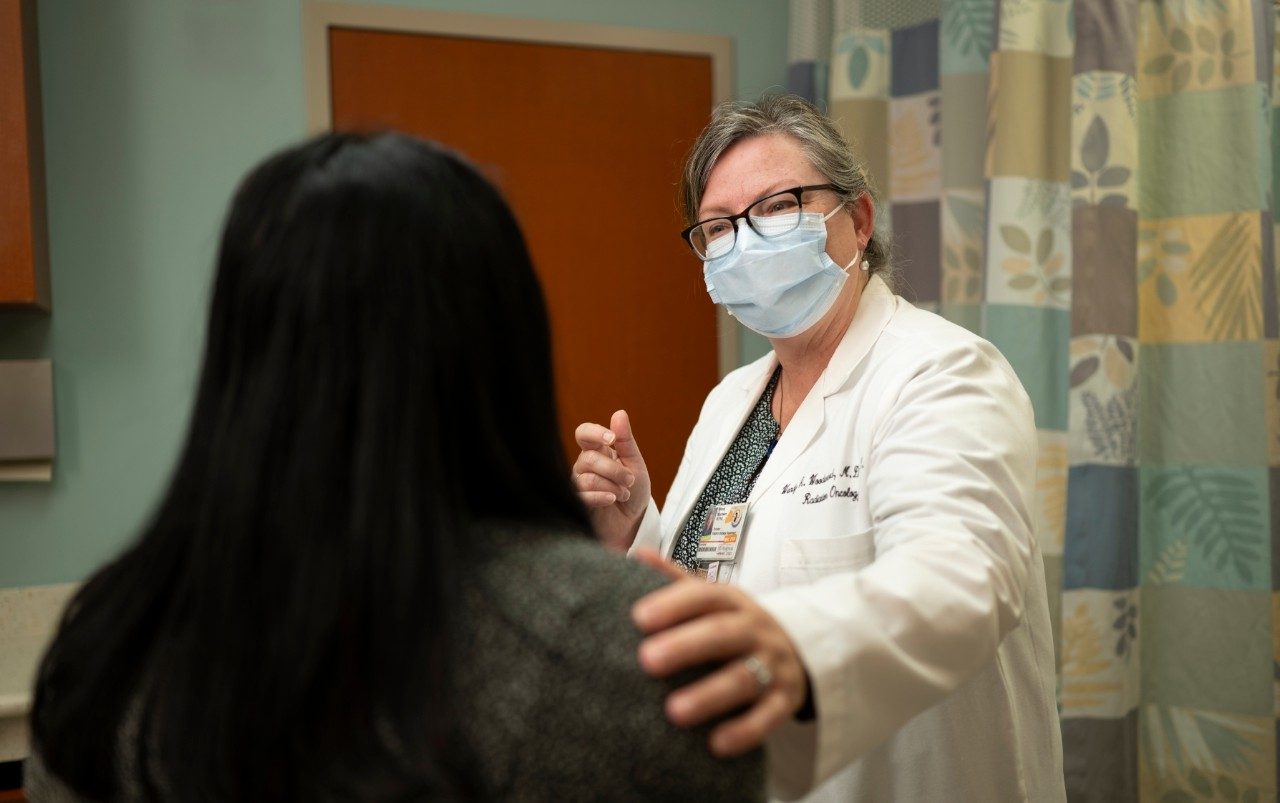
[786,0,1279,799]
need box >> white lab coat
[632,275,1065,802]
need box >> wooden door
[0,0,50,310]
[328,28,718,502]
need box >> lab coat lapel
[747,386,824,505]
[747,275,897,504]
[660,358,777,555]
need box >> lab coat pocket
[778,528,875,585]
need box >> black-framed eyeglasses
[679,184,843,261]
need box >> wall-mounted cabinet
[0,0,50,311]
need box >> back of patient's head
[33,132,589,801]
[202,132,578,525]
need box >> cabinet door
[329,28,719,501]
[0,0,50,311]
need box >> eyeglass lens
[689,189,811,260]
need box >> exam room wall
[0,0,788,589]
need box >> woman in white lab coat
[572,94,1066,802]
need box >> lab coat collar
[731,273,896,397]
[747,276,896,502]
[744,273,897,504]
[818,273,896,397]
[659,276,897,552]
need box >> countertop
[0,584,75,762]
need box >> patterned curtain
[786,1,1279,800]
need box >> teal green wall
[0,0,788,587]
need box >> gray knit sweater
[26,529,765,801]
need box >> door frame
[301,1,739,377]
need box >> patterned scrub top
[671,366,782,572]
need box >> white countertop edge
[0,695,30,720]
[0,583,78,763]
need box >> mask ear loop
[822,202,871,272]
[839,252,867,272]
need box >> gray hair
[678,93,892,280]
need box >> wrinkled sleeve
[756,340,1038,799]
[630,498,664,554]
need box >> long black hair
[31,132,590,800]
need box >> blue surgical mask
[703,208,854,339]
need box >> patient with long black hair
[26,132,764,802]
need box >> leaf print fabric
[670,368,781,573]
[831,30,890,98]
[786,0,1278,798]
[942,0,995,72]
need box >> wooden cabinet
[0,0,50,311]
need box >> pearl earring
[860,259,870,271]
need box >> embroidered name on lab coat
[780,464,864,504]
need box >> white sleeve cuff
[627,498,663,556]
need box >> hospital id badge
[697,503,747,563]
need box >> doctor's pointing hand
[573,94,1066,802]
